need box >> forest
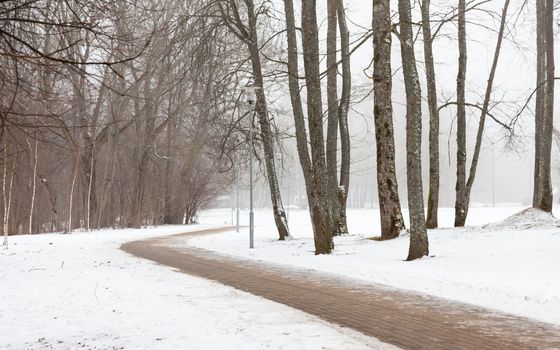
[0,0,557,261]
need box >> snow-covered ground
[0,225,393,350]
[190,206,560,326]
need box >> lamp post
[492,143,496,208]
[286,170,290,222]
[236,144,240,233]
[245,87,257,249]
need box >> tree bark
[326,0,341,236]
[28,136,39,234]
[373,0,406,240]
[163,94,180,224]
[454,0,468,227]
[422,0,440,229]
[533,0,545,209]
[336,0,351,235]
[67,149,80,233]
[398,0,429,261]
[533,0,555,212]
[3,126,9,246]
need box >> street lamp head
[244,86,259,105]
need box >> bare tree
[398,0,429,260]
[336,0,351,235]
[326,0,351,236]
[454,0,511,226]
[26,134,38,234]
[422,0,440,229]
[454,0,468,227]
[533,0,555,212]
[326,0,340,234]
[2,126,16,247]
[372,0,406,240]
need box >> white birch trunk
[68,150,80,233]
[29,136,39,234]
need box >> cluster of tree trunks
[281,0,353,254]
[1,0,555,262]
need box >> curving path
[121,227,560,350]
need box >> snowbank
[483,207,560,230]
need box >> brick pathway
[121,228,560,350]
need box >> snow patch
[483,207,560,230]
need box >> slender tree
[422,0,440,229]
[326,0,341,234]
[326,0,351,236]
[533,0,555,212]
[398,0,429,260]
[337,0,351,235]
[455,0,468,227]
[27,135,39,234]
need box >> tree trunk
[28,136,39,234]
[336,0,351,235]
[326,0,341,236]
[85,141,96,231]
[67,149,80,233]
[373,0,406,240]
[163,93,182,225]
[454,0,468,227]
[3,126,9,246]
[422,0,440,229]
[131,77,156,228]
[533,0,545,210]
[398,0,429,261]
[533,0,555,212]
[38,174,59,232]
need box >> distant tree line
[0,0,243,240]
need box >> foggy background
[216,0,557,210]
